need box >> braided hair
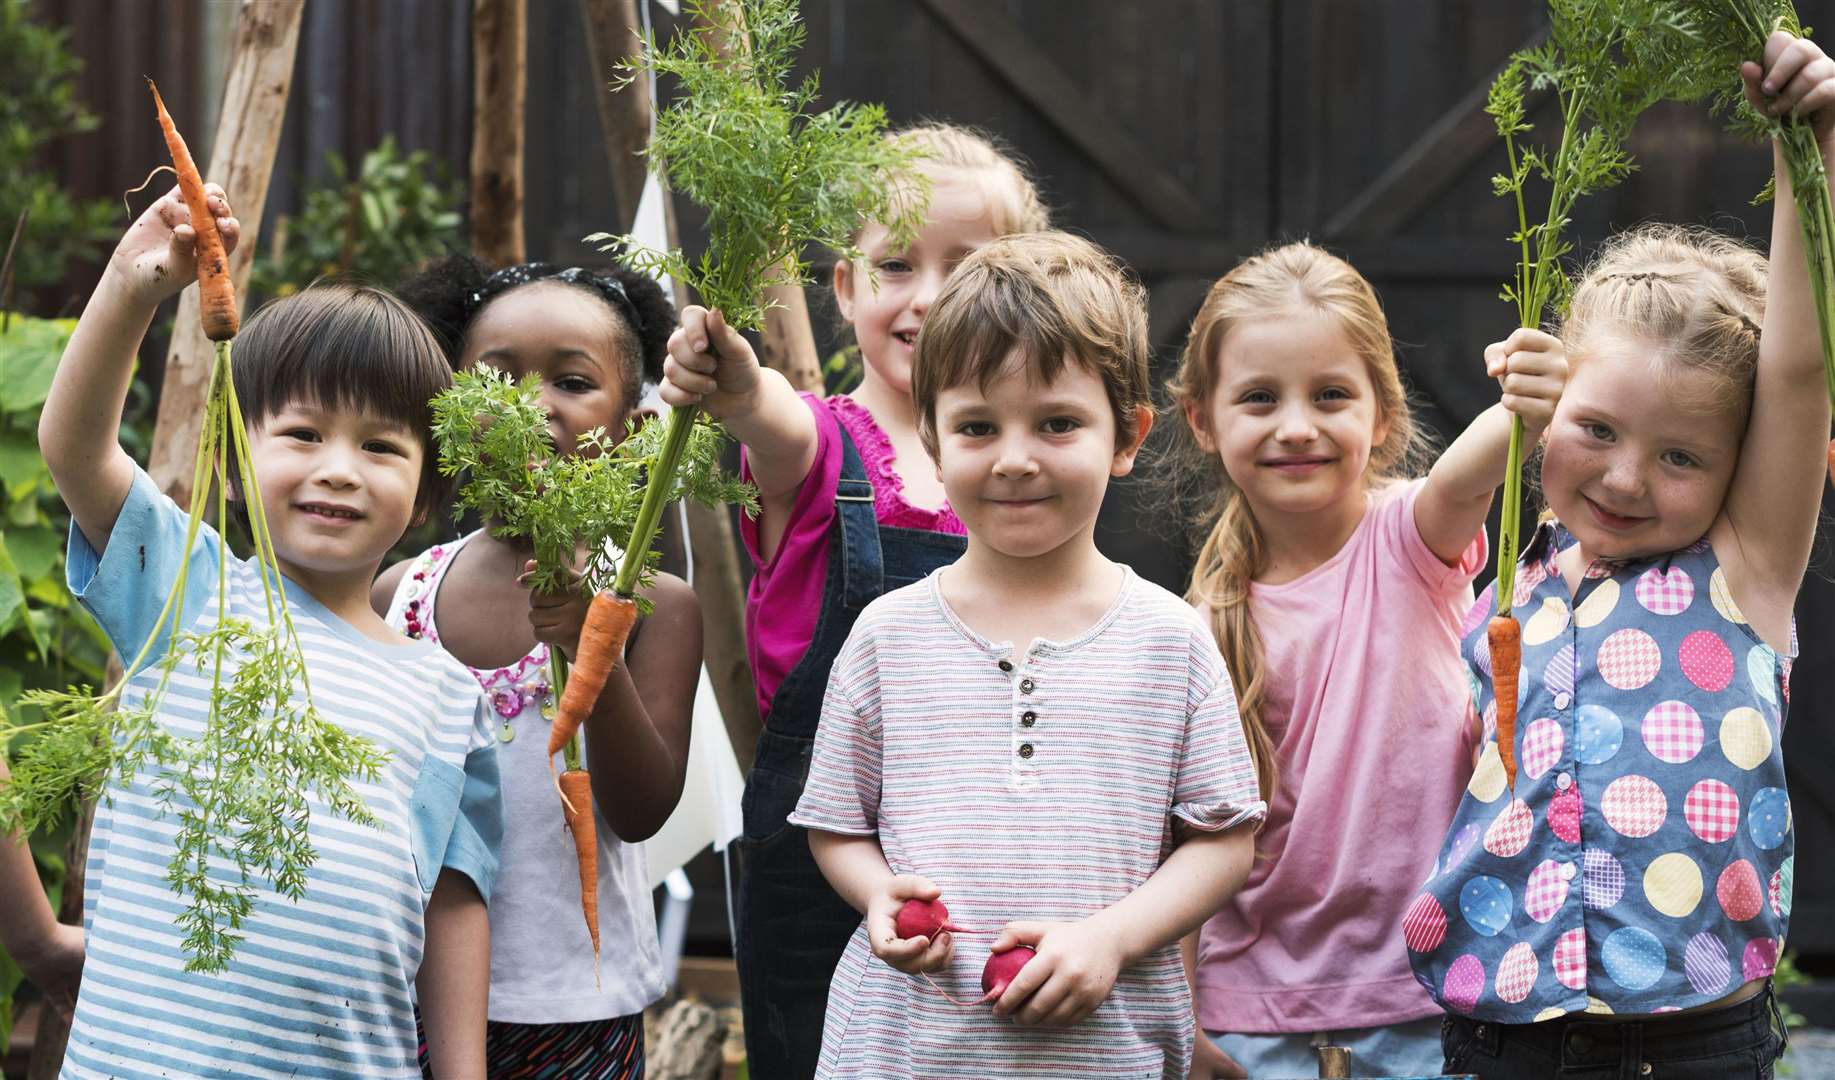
[397,253,675,411]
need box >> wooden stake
[579,0,650,234]
[470,0,527,265]
[145,0,306,509]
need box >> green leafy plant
[1658,2,1835,413]
[249,136,464,301]
[0,0,117,307]
[583,0,927,622]
[1486,0,1703,614]
[432,365,756,604]
[0,341,386,973]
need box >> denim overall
[734,424,967,1080]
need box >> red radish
[918,945,1040,1007]
[896,898,969,940]
[981,945,1037,1000]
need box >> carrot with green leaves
[1482,2,1701,788]
[148,79,237,341]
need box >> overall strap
[833,421,885,615]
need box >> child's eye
[282,428,320,443]
[554,376,596,394]
[1042,417,1081,435]
[956,421,995,438]
[1583,422,1615,442]
[878,258,913,274]
[365,439,406,456]
[1317,386,1350,402]
[1662,449,1698,468]
[1239,390,1276,406]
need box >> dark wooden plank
[1323,27,1547,241]
[914,0,1209,230]
[1092,227,1517,284]
[1147,275,1213,357]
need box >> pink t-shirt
[1195,478,1486,1033]
[741,393,964,722]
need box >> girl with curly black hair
[381,255,696,1079]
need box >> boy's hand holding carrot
[867,873,955,975]
[108,183,241,313]
[989,918,1126,1027]
[1483,327,1568,436]
[660,305,768,418]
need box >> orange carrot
[148,79,237,341]
[547,592,638,759]
[558,768,601,985]
[1489,615,1521,791]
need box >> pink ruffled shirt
[1195,478,1486,1033]
[741,393,964,722]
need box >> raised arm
[1716,33,1835,638]
[39,184,240,555]
[1416,328,1568,563]
[660,305,819,559]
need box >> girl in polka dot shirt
[1412,32,1835,1080]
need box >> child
[30,185,500,1078]
[1412,33,1833,1079]
[0,761,84,1019]
[380,255,700,1078]
[780,231,1266,1078]
[659,122,1049,1077]
[1170,242,1568,1078]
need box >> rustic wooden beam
[579,0,650,234]
[1322,28,1548,242]
[1092,228,1517,285]
[146,0,306,507]
[1147,275,1215,357]
[32,5,305,1076]
[915,0,1209,231]
[470,0,527,265]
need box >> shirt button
[998,659,1013,672]
[1556,772,1572,790]
[1021,711,1037,727]
[1560,861,1577,881]
[1554,691,1572,710]
[1567,1031,1592,1056]
[1020,678,1035,694]
[1018,743,1034,759]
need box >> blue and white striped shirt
[58,466,501,1079]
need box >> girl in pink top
[659,124,1049,1080]
[1167,242,1569,1078]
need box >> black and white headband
[465,263,644,338]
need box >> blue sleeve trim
[65,465,220,674]
[410,744,503,904]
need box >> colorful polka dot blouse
[1407,523,1794,1021]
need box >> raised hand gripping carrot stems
[1659,2,1835,479]
[0,84,384,973]
[1483,2,1701,788]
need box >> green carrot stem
[1496,416,1526,618]
[611,403,699,599]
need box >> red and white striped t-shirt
[790,567,1266,1078]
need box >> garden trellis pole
[471,0,527,265]
[580,0,763,764]
[28,4,305,1074]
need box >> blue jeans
[1206,1016,1445,1078]
[1440,983,1786,1079]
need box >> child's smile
[248,400,424,587]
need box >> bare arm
[369,558,412,620]
[660,306,819,560]
[808,829,954,974]
[1416,329,1567,564]
[578,573,701,842]
[417,870,490,1080]
[39,185,240,555]
[0,760,84,1018]
[1715,36,1835,646]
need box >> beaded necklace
[399,542,555,743]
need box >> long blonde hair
[1166,242,1430,804]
